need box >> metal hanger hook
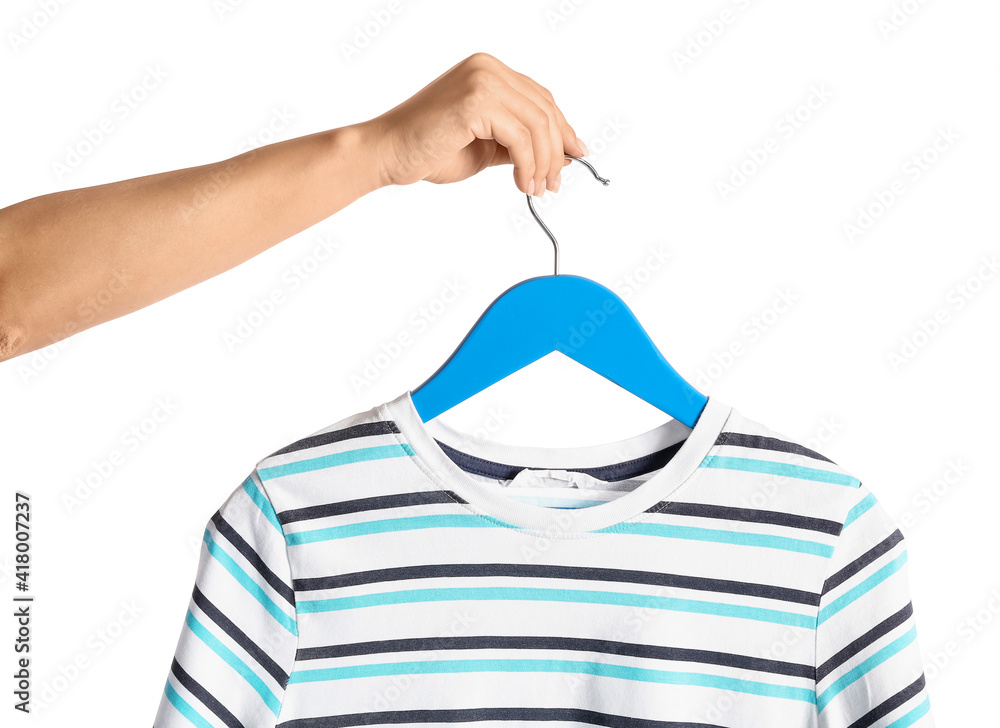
[526,155,610,276]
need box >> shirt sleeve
[815,483,935,727]
[153,470,298,727]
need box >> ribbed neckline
[381,391,733,534]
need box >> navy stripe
[436,439,685,482]
[822,530,904,595]
[716,432,834,464]
[192,586,290,687]
[816,602,913,682]
[277,491,464,526]
[649,501,842,536]
[267,421,400,458]
[170,657,244,728]
[291,562,820,606]
[277,707,728,727]
[846,673,926,728]
[211,512,295,607]
[295,634,814,679]
[281,493,839,536]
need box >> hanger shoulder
[411,275,706,426]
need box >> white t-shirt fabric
[153,391,935,727]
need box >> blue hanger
[410,156,707,427]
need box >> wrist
[322,122,387,198]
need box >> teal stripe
[701,455,860,487]
[817,625,918,712]
[288,657,815,704]
[164,678,215,728]
[602,522,833,557]
[297,586,814,628]
[286,512,831,556]
[887,695,931,727]
[242,476,282,534]
[258,444,415,481]
[286,514,500,545]
[843,492,876,529]
[203,529,297,635]
[184,610,282,716]
[818,551,908,625]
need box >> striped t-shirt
[154,392,935,728]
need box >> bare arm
[0,127,380,362]
[0,52,586,363]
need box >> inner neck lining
[380,391,734,534]
[434,438,686,481]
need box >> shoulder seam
[813,483,869,693]
[249,468,299,701]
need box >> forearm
[0,123,381,362]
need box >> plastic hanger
[410,155,708,427]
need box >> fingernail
[576,137,590,156]
[552,173,562,192]
[538,178,546,196]
[528,179,535,196]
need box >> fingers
[481,106,539,196]
[464,53,587,197]
[508,70,587,194]
[499,87,556,197]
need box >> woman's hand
[0,52,586,363]
[360,52,588,196]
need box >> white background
[1,0,998,724]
